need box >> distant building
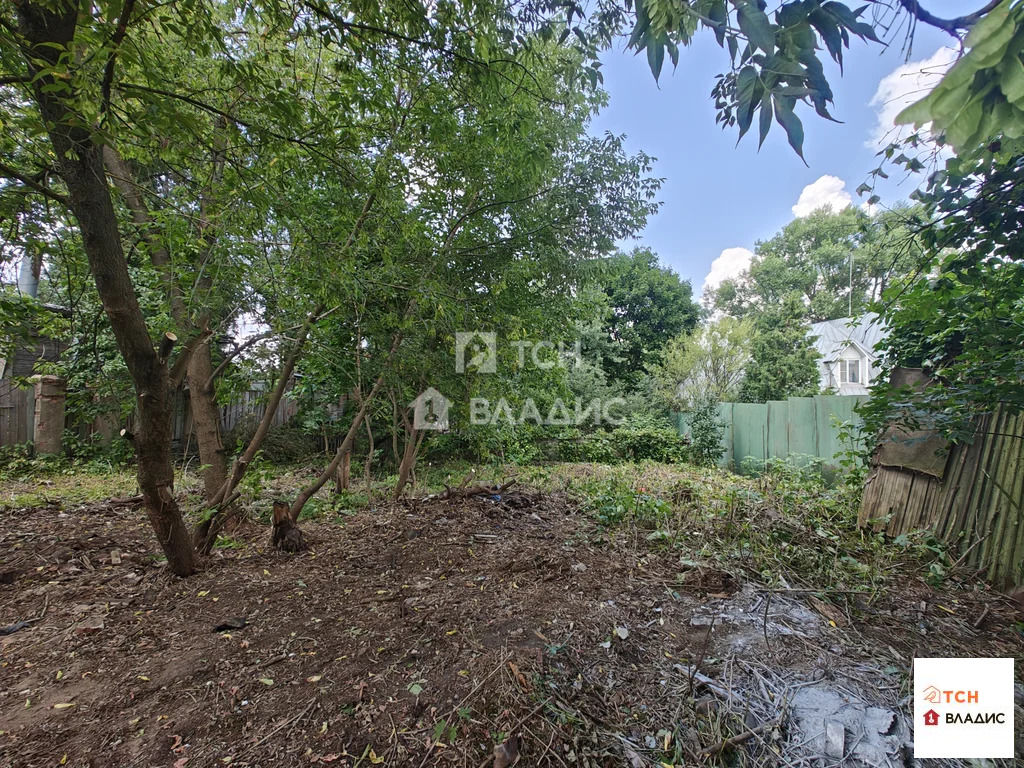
[809,313,888,396]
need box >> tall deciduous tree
[601,248,700,387]
[652,316,752,409]
[739,295,820,403]
[711,208,921,322]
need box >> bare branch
[896,0,1001,37]
[0,161,69,206]
[100,0,136,117]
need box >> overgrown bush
[610,424,689,463]
[422,424,546,465]
[688,394,725,467]
[0,434,132,479]
[423,420,690,466]
[225,416,319,463]
[556,429,618,463]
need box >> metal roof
[809,312,888,361]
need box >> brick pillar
[32,375,65,455]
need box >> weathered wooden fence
[171,385,299,446]
[678,395,866,471]
[0,381,300,450]
[171,385,299,449]
[859,404,1024,587]
[0,378,34,446]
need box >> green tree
[712,207,921,322]
[652,316,752,409]
[0,0,632,570]
[740,295,820,403]
[857,2,1024,444]
[601,248,701,387]
[861,152,1024,443]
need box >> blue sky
[588,6,964,298]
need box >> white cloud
[868,46,957,148]
[702,246,753,298]
[791,175,852,218]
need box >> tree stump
[270,499,306,552]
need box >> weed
[552,461,947,596]
[304,490,367,523]
[213,534,247,551]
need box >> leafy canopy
[600,248,701,387]
[739,294,820,403]
[711,207,923,323]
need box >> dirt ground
[1,468,1022,767]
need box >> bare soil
[0,479,1021,767]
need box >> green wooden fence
[677,395,866,471]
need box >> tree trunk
[335,450,351,492]
[105,146,230,510]
[363,414,374,498]
[192,309,321,553]
[18,0,195,576]
[393,427,426,499]
[289,373,390,519]
[186,340,228,500]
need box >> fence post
[32,375,65,455]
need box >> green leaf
[931,80,973,128]
[1000,55,1024,105]
[944,100,985,148]
[735,66,760,140]
[777,0,813,27]
[708,1,728,47]
[737,0,775,54]
[773,94,806,162]
[647,36,666,81]
[627,3,652,50]
[809,9,843,68]
[965,1,1015,68]
[895,92,937,128]
[757,89,773,149]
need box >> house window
[840,359,860,384]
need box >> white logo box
[914,657,1015,759]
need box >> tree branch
[204,329,276,390]
[896,0,1001,37]
[100,0,136,117]
[0,161,69,206]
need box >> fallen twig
[238,697,317,758]
[700,719,776,757]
